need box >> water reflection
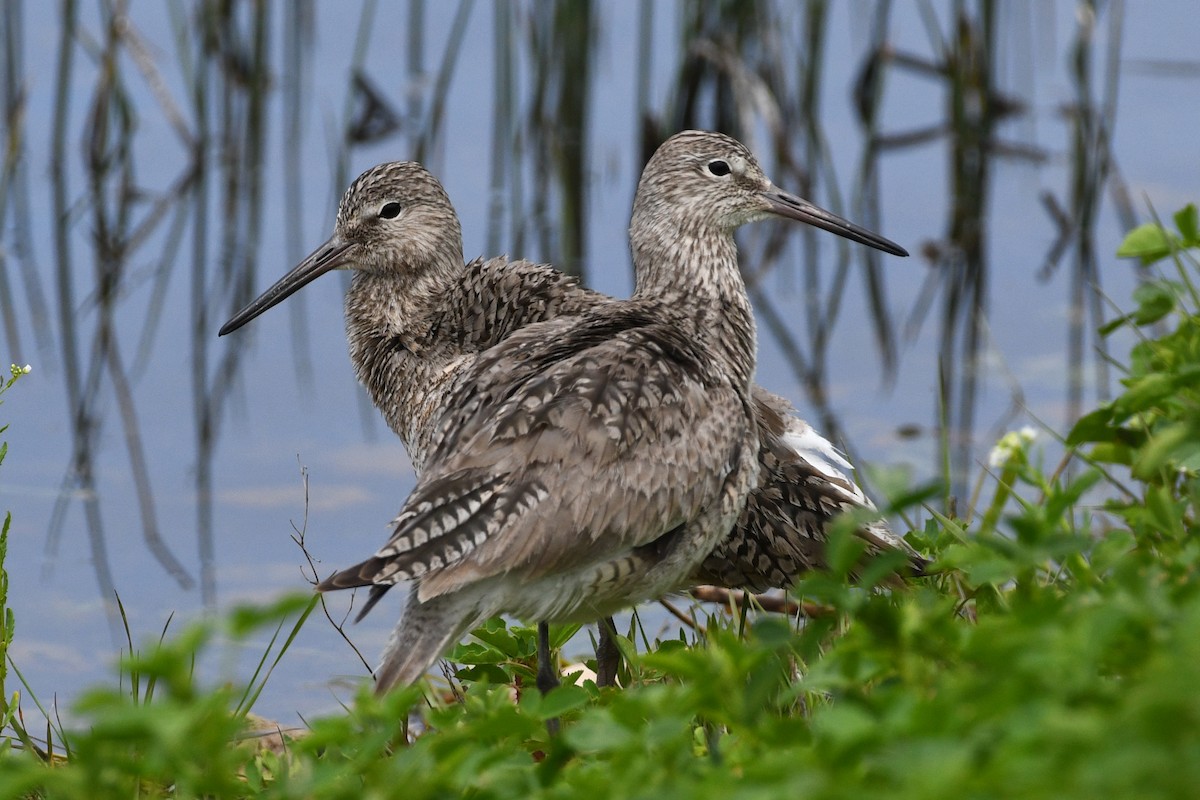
[881,6,1050,498]
[0,1,1193,718]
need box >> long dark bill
[218,235,355,336]
[762,189,908,258]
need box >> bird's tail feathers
[373,588,485,695]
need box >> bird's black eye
[380,202,402,219]
[707,160,731,177]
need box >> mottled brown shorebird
[220,131,922,691]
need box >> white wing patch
[779,419,881,511]
[780,419,921,555]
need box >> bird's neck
[344,267,462,468]
[630,218,757,391]
[345,266,452,354]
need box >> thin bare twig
[688,585,833,618]
[288,463,373,674]
[658,598,702,632]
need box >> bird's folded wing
[748,388,925,566]
[355,308,752,599]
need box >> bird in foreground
[332,129,767,692]
[220,132,922,692]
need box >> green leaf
[565,709,630,752]
[825,511,870,578]
[528,684,590,720]
[1088,442,1134,467]
[1144,483,1185,539]
[227,592,314,636]
[936,542,1017,586]
[1099,313,1133,336]
[1175,203,1199,244]
[1066,405,1116,445]
[1131,282,1177,325]
[1115,371,1180,415]
[1089,530,1136,573]
[550,622,583,649]
[1117,222,1176,263]
[1133,422,1200,478]
[1178,446,1200,474]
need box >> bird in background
[220,131,923,693]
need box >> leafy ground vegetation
[1,209,1198,798]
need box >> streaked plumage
[697,389,916,590]
[220,131,924,691]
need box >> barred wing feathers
[318,306,753,606]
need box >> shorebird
[221,132,922,692]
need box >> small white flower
[988,428,1035,469]
[987,441,1013,469]
[21,364,31,374]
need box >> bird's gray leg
[595,616,620,687]
[536,621,561,736]
[536,621,561,695]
